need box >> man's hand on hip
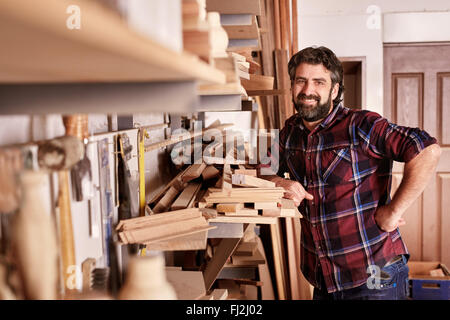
[271,176,313,206]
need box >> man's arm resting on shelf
[263,175,313,206]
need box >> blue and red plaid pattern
[271,104,437,293]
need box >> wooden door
[384,43,450,267]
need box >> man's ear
[331,82,340,100]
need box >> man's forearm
[389,144,441,217]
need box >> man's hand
[374,204,406,232]
[271,176,313,206]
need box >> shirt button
[307,156,311,160]
[311,202,315,206]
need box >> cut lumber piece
[231,173,275,188]
[218,266,257,280]
[204,187,284,204]
[262,208,281,217]
[203,224,250,290]
[256,234,275,300]
[270,222,287,300]
[285,217,301,299]
[119,217,211,244]
[241,74,274,91]
[208,222,244,238]
[225,208,259,216]
[234,169,257,176]
[274,48,293,128]
[170,182,202,210]
[280,198,302,217]
[211,288,229,300]
[209,215,277,224]
[146,229,208,251]
[182,163,207,182]
[254,202,278,210]
[217,203,244,213]
[116,208,201,231]
[149,166,190,205]
[183,29,211,62]
[116,208,216,245]
[202,165,221,180]
[166,270,206,300]
[223,16,259,39]
[234,241,258,256]
[152,186,181,213]
[199,207,218,219]
[199,295,214,300]
[206,0,262,15]
[231,254,265,267]
[213,56,239,83]
[216,279,241,299]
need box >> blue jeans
[313,255,410,300]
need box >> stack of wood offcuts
[201,165,300,219]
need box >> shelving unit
[0,0,226,114]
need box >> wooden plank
[235,241,258,256]
[213,56,239,83]
[116,208,201,231]
[223,16,259,39]
[279,0,288,51]
[270,222,286,299]
[208,222,244,238]
[274,49,292,127]
[225,208,259,216]
[119,217,212,244]
[257,236,275,300]
[262,208,282,217]
[231,247,265,266]
[203,224,250,290]
[0,0,225,84]
[234,169,257,176]
[209,215,278,224]
[202,165,221,180]
[217,203,244,213]
[148,166,190,205]
[170,182,202,210]
[217,266,257,280]
[152,186,181,213]
[211,289,228,300]
[206,0,262,15]
[241,74,275,91]
[273,0,282,49]
[291,0,298,55]
[285,217,300,299]
[280,198,302,217]
[146,230,208,251]
[166,270,206,300]
[182,163,207,182]
[231,173,276,188]
[254,202,279,210]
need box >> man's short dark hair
[288,46,344,107]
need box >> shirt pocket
[321,145,354,185]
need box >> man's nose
[301,81,315,96]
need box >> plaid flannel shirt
[272,104,437,293]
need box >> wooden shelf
[246,89,290,96]
[0,0,225,84]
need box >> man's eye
[296,79,305,84]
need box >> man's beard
[293,89,333,122]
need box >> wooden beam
[273,0,281,49]
[203,224,250,290]
[291,0,298,55]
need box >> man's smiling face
[292,63,339,122]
